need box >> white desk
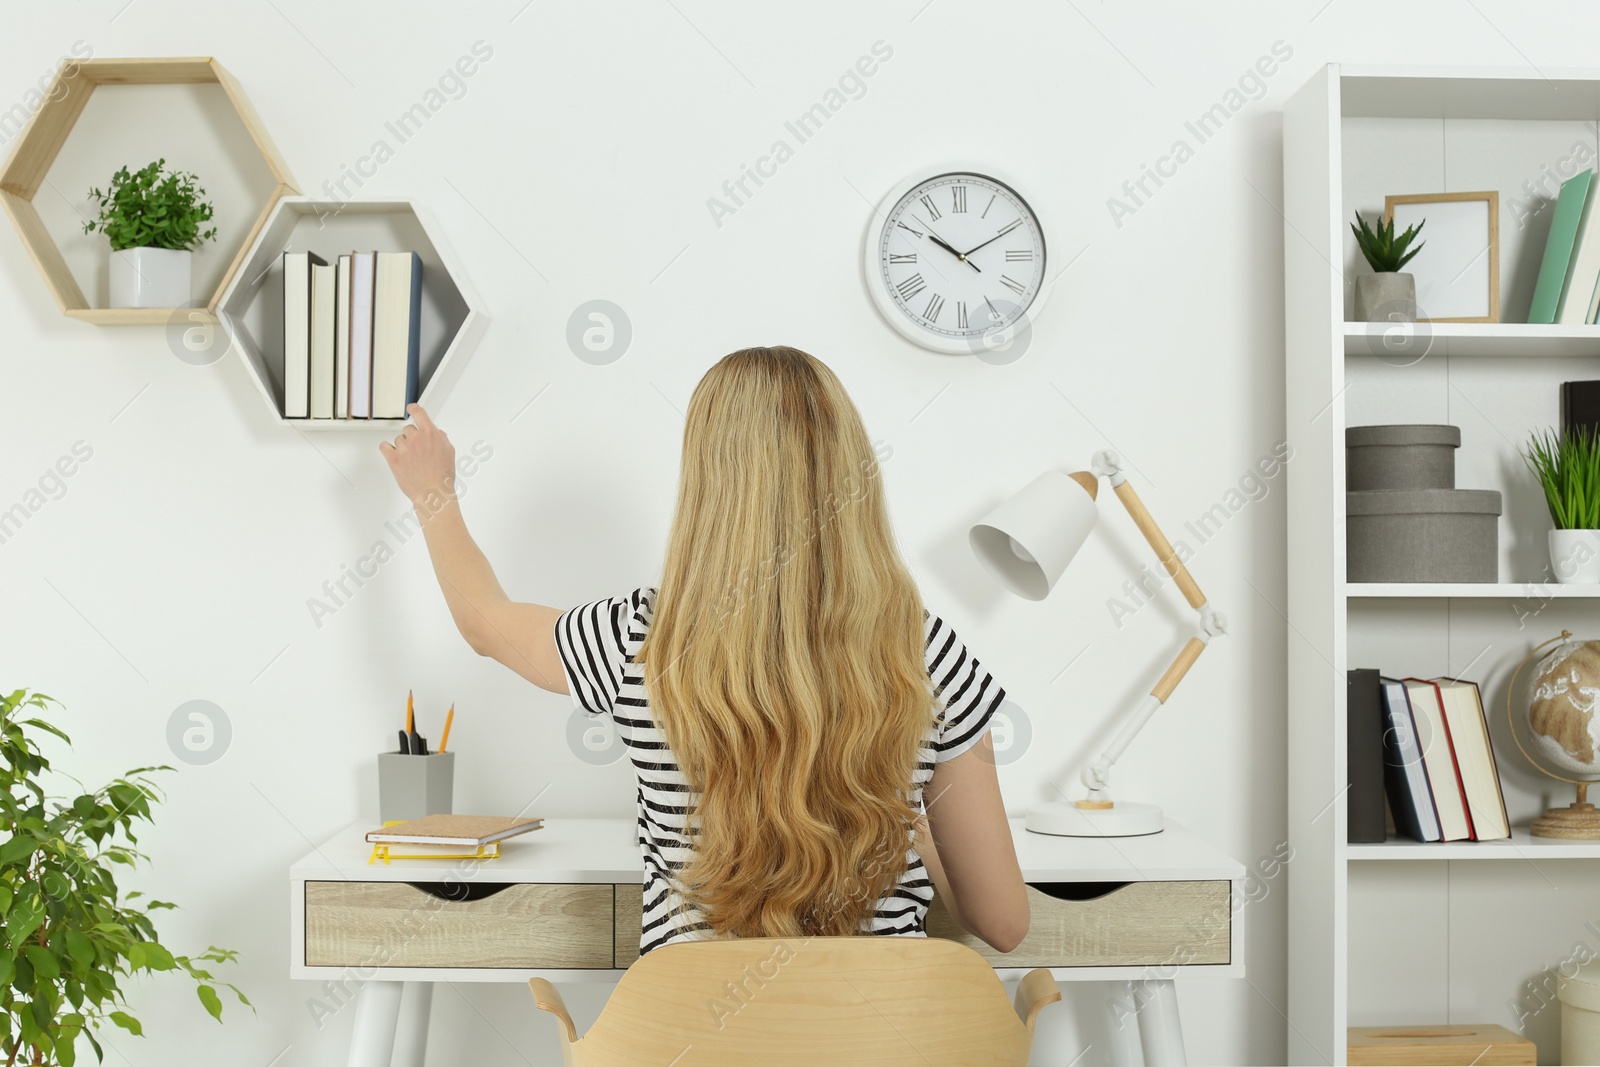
[290,818,1245,1066]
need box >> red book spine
[1403,677,1476,840]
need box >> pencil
[406,689,414,735]
[439,705,455,753]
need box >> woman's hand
[379,404,457,509]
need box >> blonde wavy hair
[635,346,939,939]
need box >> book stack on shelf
[282,250,422,421]
[1347,669,1509,845]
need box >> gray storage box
[1346,424,1460,491]
[1346,488,1501,583]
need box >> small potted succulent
[1526,426,1600,583]
[82,158,217,309]
[1351,211,1425,322]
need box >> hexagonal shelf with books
[0,57,296,325]
[218,197,489,429]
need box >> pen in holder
[378,751,454,822]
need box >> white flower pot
[109,246,192,308]
[1550,529,1600,583]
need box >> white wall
[3,2,1592,1063]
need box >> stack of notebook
[282,250,423,420]
[365,813,543,860]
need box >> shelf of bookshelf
[1345,582,1600,599]
[0,57,295,324]
[1343,321,1600,358]
[1346,828,1600,861]
[217,197,489,429]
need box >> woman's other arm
[380,404,568,693]
[918,732,1029,953]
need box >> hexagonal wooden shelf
[0,57,296,325]
[218,197,489,429]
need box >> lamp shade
[969,471,1099,600]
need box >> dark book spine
[1347,668,1387,843]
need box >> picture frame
[1384,190,1500,323]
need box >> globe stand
[1531,783,1600,840]
[1509,630,1600,841]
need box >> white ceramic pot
[1550,529,1600,583]
[109,246,192,308]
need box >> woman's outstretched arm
[380,404,568,693]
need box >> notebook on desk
[366,814,544,847]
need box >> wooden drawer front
[614,883,644,968]
[927,880,1231,968]
[305,881,614,969]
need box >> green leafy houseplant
[1526,427,1600,530]
[1351,211,1426,273]
[2,689,248,1065]
[80,159,217,252]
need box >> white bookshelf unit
[1286,64,1600,1065]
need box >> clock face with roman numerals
[866,171,1048,354]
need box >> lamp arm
[1075,454,1227,803]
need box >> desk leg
[348,980,403,1067]
[1104,981,1145,1067]
[392,982,434,1067]
[1134,979,1187,1067]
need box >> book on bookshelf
[349,250,376,419]
[1403,678,1474,841]
[1433,677,1510,840]
[1347,668,1388,844]
[309,260,336,419]
[1529,168,1595,324]
[334,255,351,419]
[281,251,327,419]
[372,251,423,419]
[1378,677,1441,843]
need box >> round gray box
[1346,488,1501,583]
[1346,424,1460,491]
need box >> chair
[529,935,1062,1066]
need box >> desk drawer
[614,884,644,968]
[304,881,614,969]
[927,880,1230,968]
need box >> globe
[1514,632,1600,839]
[1527,639,1600,778]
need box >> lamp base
[1024,800,1165,837]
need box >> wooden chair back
[529,935,1061,1066]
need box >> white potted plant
[1527,427,1600,583]
[82,158,217,309]
[1351,210,1425,322]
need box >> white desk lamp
[969,450,1226,838]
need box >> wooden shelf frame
[217,197,489,430]
[0,57,296,325]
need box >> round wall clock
[864,169,1050,355]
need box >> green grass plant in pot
[1351,211,1425,323]
[1526,427,1600,583]
[2,688,248,1064]
[81,159,217,310]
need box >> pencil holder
[378,751,454,822]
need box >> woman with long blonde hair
[382,346,1028,956]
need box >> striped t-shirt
[554,586,1005,956]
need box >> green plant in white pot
[2,688,248,1064]
[1526,427,1600,583]
[1351,211,1425,322]
[82,159,217,310]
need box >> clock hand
[961,218,1024,258]
[913,214,982,273]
